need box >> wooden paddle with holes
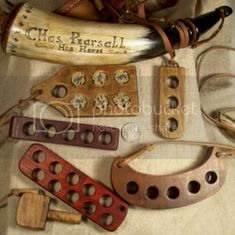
[16,192,82,230]
[19,144,128,232]
[9,116,119,150]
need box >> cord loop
[118,141,235,168]
[197,46,235,140]
[0,90,41,130]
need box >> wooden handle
[47,210,82,224]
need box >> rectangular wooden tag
[158,66,185,139]
[31,65,139,117]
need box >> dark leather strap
[54,0,84,15]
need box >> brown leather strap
[0,90,41,129]
[152,24,175,60]
[195,10,225,47]
[54,0,83,15]
[175,21,190,48]
[54,0,100,21]
[133,16,176,62]
[183,18,198,46]
[138,2,146,19]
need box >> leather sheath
[54,0,143,22]
[54,0,179,22]
[54,0,100,21]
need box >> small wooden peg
[16,193,81,230]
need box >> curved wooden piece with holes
[111,147,227,209]
[31,65,138,117]
[19,144,128,231]
[10,116,119,150]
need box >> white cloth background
[0,0,234,235]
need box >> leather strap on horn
[118,141,235,168]
[132,8,225,64]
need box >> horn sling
[0,3,232,65]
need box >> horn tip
[216,6,233,17]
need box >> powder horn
[0,3,233,65]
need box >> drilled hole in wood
[85,202,96,214]
[44,125,57,138]
[166,118,178,132]
[32,151,46,163]
[126,181,139,195]
[101,214,114,226]
[120,205,126,212]
[66,173,80,186]
[167,76,179,89]
[23,122,37,136]
[49,180,62,192]
[52,85,68,98]
[83,184,96,196]
[166,186,180,200]
[81,130,95,144]
[63,129,76,141]
[100,195,113,207]
[146,186,159,200]
[205,171,218,184]
[66,191,79,203]
[98,132,112,145]
[32,169,45,181]
[188,181,201,194]
[49,162,63,174]
[167,96,179,109]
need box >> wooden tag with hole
[31,65,139,117]
[158,66,185,139]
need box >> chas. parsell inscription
[24,27,127,54]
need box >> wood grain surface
[158,66,185,139]
[111,147,227,209]
[31,65,139,117]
